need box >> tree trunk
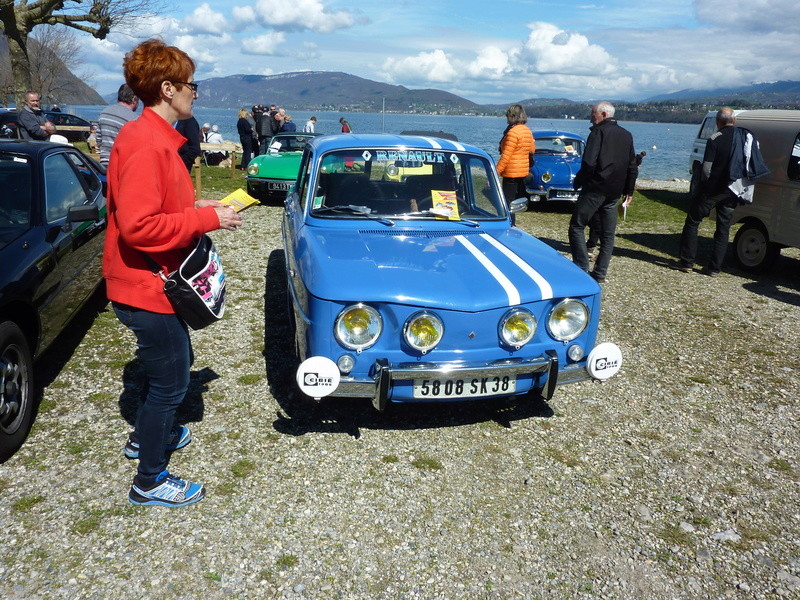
[6,32,32,108]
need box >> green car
[246,132,319,202]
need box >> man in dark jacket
[175,116,201,173]
[569,101,637,283]
[674,107,738,276]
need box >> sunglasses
[173,81,199,92]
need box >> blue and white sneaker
[124,426,192,459]
[128,470,205,507]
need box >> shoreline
[636,178,690,192]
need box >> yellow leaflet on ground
[219,188,260,212]
[431,190,460,220]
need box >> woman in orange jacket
[497,104,535,221]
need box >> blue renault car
[526,130,585,203]
[282,134,620,409]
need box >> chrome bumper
[331,352,592,411]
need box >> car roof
[532,129,585,140]
[0,139,75,157]
[308,133,486,156]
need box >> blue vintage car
[282,134,620,409]
[526,130,585,203]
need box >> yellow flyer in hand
[431,190,460,220]
[219,188,260,212]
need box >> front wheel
[0,321,34,463]
[733,222,780,272]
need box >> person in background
[496,104,535,223]
[257,104,276,154]
[104,38,242,508]
[204,124,228,166]
[569,101,637,283]
[18,91,57,140]
[50,103,62,112]
[250,105,262,156]
[674,107,741,276]
[87,124,99,153]
[339,116,352,133]
[175,116,201,172]
[303,116,317,133]
[200,122,211,142]
[237,108,254,169]
[97,84,139,168]
[281,114,296,132]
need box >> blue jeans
[569,191,619,280]
[113,303,193,486]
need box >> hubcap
[0,346,28,434]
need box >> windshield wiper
[313,205,395,226]
[404,210,480,227]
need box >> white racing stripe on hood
[455,235,520,306]
[479,234,553,300]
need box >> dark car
[0,111,92,142]
[0,140,107,462]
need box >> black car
[0,140,107,462]
[0,111,92,142]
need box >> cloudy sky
[78,0,800,103]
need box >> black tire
[733,222,780,273]
[0,321,34,463]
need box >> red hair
[123,39,195,107]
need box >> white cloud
[382,49,459,84]
[516,22,617,76]
[180,3,230,36]
[466,46,512,79]
[241,32,287,55]
[695,0,800,33]
[241,0,358,34]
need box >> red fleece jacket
[103,107,220,313]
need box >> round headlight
[386,164,399,176]
[403,311,444,353]
[541,171,552,183]
[547,299,589,341]
[335,304,382,351]
[247,163,259,176]
[499,308,536,348]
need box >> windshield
[535,137,584,156]
[308,148,505,220]
[0,154,32,227]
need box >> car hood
[250,152,303,179]
[296,225,598,309]
[536,155,581,178]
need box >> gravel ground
[1,182,799,600]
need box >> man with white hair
[569,101,638,283]
[204,124,229,166]
[200,122,211,142]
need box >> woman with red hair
[104,39,243,507]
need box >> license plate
[268,181,291,191]
[551,190,577,199]
[413,376,517,399]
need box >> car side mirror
[509,197,528,214]
[67,204,100,222]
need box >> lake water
[68,106,698,181]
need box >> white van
[689,109,800,271]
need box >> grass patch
[72,516,101,535]
[231,459,257,478]
[237,373,264,385]
[411,456,443,470]
[658,523,693,547]
[381,454,399,463]
[276,554,299,568]
[767,458,791,472]
[542,447,580,468]
[204,572,222,582]
[12,495,45,512]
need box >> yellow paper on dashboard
[219,188,260,212]
[431,190,460,220]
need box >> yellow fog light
[334,304,382,351]
[541,171,552,183]
[403,311,444,353]
[247,163,259,176]
[499,308,536,348]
